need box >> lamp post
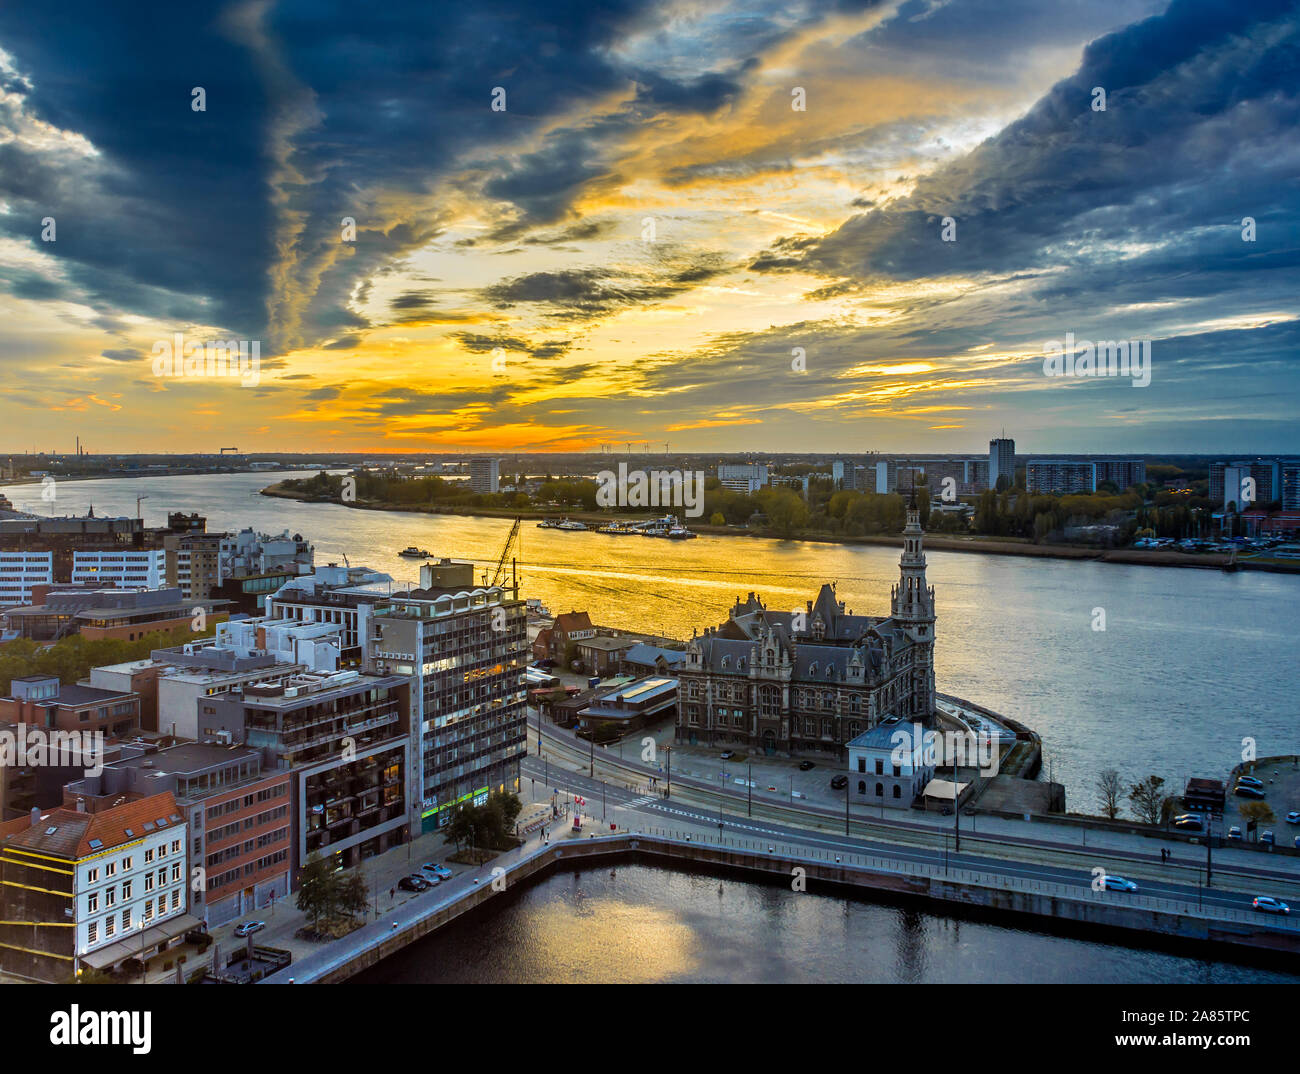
[664,746,672,800]
[747,761,753,818]
[844,775,850,836]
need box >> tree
[1237,800,1275,826]
[339,871,369,920]
[443,807,473,853]
[758,488,808,538]
[1096,769,1122,819]
[1127,775,1168,826]
[709,511,725,526]
[296,854,339,928]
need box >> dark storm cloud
[0,0,756,348]
[782,0,1300,309]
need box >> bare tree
[1128,775,1168,826]
[1096,769,1122,819]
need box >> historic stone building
[676,502,936,757]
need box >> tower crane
[485,516,521,593]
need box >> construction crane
[485,517,521,593]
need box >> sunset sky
[0,0,1296,455]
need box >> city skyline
[1,1,1297,454]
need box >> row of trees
[0,622,217,696]
[1094,771,1276,827]
[295,855,370,929]
[443,789,523,853]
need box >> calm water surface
[351,864,1300,984]
[5,471,1297,813]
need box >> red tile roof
[2,791,181,860]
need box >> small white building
[846,717,936,808]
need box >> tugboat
[398,546,430,558]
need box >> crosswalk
[624,794,660,809]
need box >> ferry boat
[537,518,559,529]
[556,519,588,531]
[398,546,431,558]
[665,524,697,540]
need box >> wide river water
[6,470,1297,981]
[348,863,1300,984]
[6,469,1293,814]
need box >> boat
[398,546,431,558]
[537,518,559,529]
[598,522,637,535]
[666,525,697,540]
[556,519,588,531]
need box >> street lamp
[664,746,672,799]
[747,761,752,818]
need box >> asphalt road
[521,756,1298,921]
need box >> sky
[0,0,1297,457]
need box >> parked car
[1103,876,1139,893]
[1228,826,1243,841]
[1234,784,1265,799]
[1237,775,1264,788]
[423,863,452,880]
[1172,814,1204,830]
[418,866,443,885]
[798,761,815,771]
[233,920,265,937]
[1286,811,1300,824]
[399,875,430,892]
[1252,895,1290,915]
[830,775,848,790]
[720,751,734,760]
[1261,830,1275,846]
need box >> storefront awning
[80,913,203,970]
[922,778,969,801]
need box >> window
[875,783,883,797]
[144,899,153,921]
[87,921,98,945]
[144,873,154,892]
[122,880,132,899]
[875,759,883,775]
[892,785,901,799]
[858,781,866,794]
[105,918,115,938]
[86,868,98,884]
[856,758,865,773]
[144,848,154,864]
[104,861,116,877]
[87,893,98,913]
[105,887,116,908]
[170,889,181,910]
[121,909,131,930]
[171,863,181,882]
[122,855,132,870]
[172,839,181,854]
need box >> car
[1286,811,1300,824]
[418,867,443,885]
[1234,784,1265,799]
[1252,896,1291,915]
[830,775,848,790]
[399,875,430,892]
[1103,876,1139,893]
[1237,775,1264,788]
[422,862,452,880]
[798,761,815,771]
[1261,830,1275,846]
[233,920,265,937]
[1172,814,1204,830]
[1228,826,1243,841]
[720,751,734,760]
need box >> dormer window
[808,662,817,677]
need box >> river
[4,470,1296,814]
[349,863,1300,983]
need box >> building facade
[676,502,936,757]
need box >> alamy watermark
[596,464,704,517]
[0,725,105,776]
[890,721,999,776]
[1043,332,1151,387]
[152,332,261,386]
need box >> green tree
[296,854,339,928]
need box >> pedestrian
[390,887,395,899]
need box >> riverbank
[261,481,1298,573]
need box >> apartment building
[64,743,292,926]
[988,438,1016,490]
[0,675,140,739]
[717,463,769,494]
[366,560,528,833]
[469,457,500,494]
[0,792,195,982]
[1026,460,1097,495]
